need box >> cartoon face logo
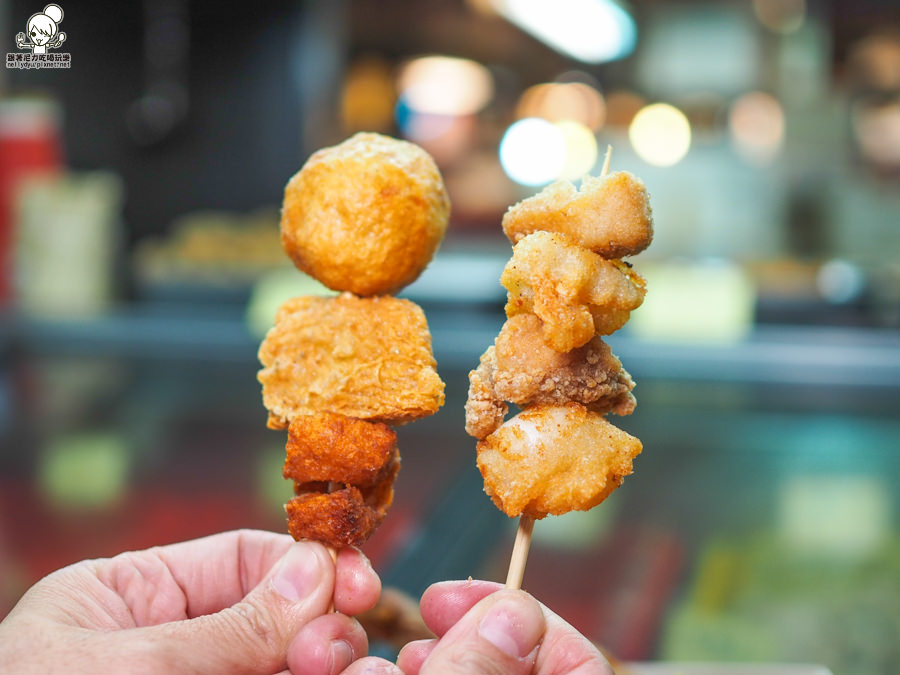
[16,4,66,54]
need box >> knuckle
[444,650,510,675]
[222,600,286,654]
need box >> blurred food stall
[1,0,899,672]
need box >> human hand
[344,579,614,674]
[0,529,381,675]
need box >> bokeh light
[753,0,806,34]
[516,82,606,130]
[491,0,637,64]
[729,91,785,165]
[852,98,900,167]
[499,117,566,186]
[605,89,646,128]
[628,103,691,167]
[817,260,865,304]
[555,120,598,180]
[397,55,494,116]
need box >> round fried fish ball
[477,403,642,519]
[501,231,646,352]
[502,171,652,258]
[281,132,450,296]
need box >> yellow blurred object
[134,208,284,286]
[341,56,396,133]
[628,261,755,343]
[516,81,606,130]
[245,266,334,339]
[15,171,122,317]
[38,432,129,509]
[778,475,890,559]
[629,103,692,167]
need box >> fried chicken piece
[281,132,450,296]
[284,412,397,486]
[465,350,510,441]
[501,171,653,258]
[501,232,646,353]
[258,293,445,429]
[477,403,642,519]
[465,314,636,439]
[286,448,400,547]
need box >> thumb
[421,589,546,675]
[138,540,335,674]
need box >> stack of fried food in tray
[465,160,652,539]
[258,132,448,548]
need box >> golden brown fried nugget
[502,171,652,258]
[258,293,445,429]
[502,232,646,352]
[281,132,450,296]
[284,412,397,487]
[286,487,379,548]
[477,403,642,519]
[286,449,400,548]
[464,314,635,439]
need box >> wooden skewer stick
[327,545,338,613]
[505,515,535,589]
[504,145,615,592]
[327,481,340,612]
[600,144,612,177]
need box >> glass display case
[2,286,898,674]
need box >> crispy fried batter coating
[286,448,400,547]
[502,171,652,258]
[284,412,397,486]
[465,350,509,441]
[258,293,445,429]
[281,132,450,296]
[501,232,646,352]
[464,314,635,439]
[476,403,642,519]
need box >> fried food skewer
[258,133,448,598]
[503,145,620,591]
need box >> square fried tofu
[258,293,445,428]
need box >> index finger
[107,529,296,620]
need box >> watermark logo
[7,4,70,69]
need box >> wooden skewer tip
[600,144,613,177]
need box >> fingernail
[329,639,354,674]
[478,596,544,658]
[271,543,323,602]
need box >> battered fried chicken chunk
[464,314,635,439]
[281,132,450,296]
[502,171,653,258]
[284,412,397,486]
[502,232,646,353]
[258,293,445,429]
[285,448,400,548]
[477,403,642,519]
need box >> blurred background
[1,0,899,671]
